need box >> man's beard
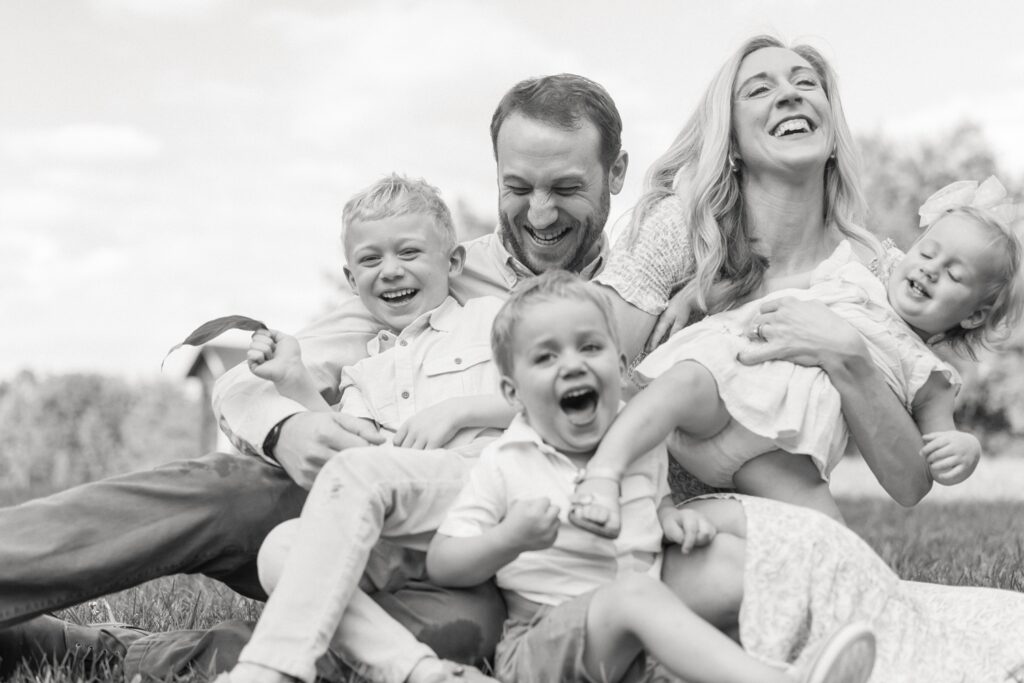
[499,184,610,276]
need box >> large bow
[918,176,1018,228]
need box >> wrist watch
[262,413,298,461]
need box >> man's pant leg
[123,581,504,683]
[237,444,483,682]
[0,452,305,628]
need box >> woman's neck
[742,172,835,277]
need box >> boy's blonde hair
[928,206,1024,357]
[341,173,457,252]
[491,270,620,377]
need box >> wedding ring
[755,322,766,341]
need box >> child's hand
[394,398,468,450]
[660,508,716,553]
[501,497,560,552]
[922,430,981,486]
[247,329,304,384]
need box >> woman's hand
[738,297,931,506]
[736,297,866,371]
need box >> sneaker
[799,622,876,683]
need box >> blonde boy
[235,174,513,683]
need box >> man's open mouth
[559,386,600,426]
[770,116,814,137]
[380,288,418,304]
[525,225,571,246]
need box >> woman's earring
[729,156,739,174]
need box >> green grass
[5,497,1024,683]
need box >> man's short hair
[341,173,456,251]
[489,74,623,172]
[491,270,621,377]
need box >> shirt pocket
[422,344,495,399]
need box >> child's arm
[426,497,560,587]
[657,495,716,554]
[247,329,332,412]
[393,395,515,450]
[912,371,981,486]
[571,363,715,537]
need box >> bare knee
[256,518,300,594]
[661,534,744,631]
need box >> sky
[3,0,1024,380]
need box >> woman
[576,34,931,525]
[576,34,1024,680]
[667,494,1024,681]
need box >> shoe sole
[805,622,876,683]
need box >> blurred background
[2,0,1023,495]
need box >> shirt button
[454,357,462,365]
[400,340,408,347]
[401,391,410,399]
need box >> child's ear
[960,304,992,331]
[500,376,524,412]
[618,353,628,380]
[343,267,358,293]
[448,244,466,277]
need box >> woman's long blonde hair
[626,35,881,314]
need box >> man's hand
[273,412,384,488]
[659,508,716,553]
[646,288,698,352]
[922,430,981,486]
[247,329,306,385]
[500,497,560,552]
[394,399,468,450]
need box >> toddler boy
[426,270,877,683]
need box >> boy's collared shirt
[338,295,504,450]
[437,414,668,607]
[214,229,608,460]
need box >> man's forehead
[495,114,603,176]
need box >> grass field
[5,496,1024,682]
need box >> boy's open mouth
[380,288,418,305]
[559,386,600,426]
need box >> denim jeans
[237,443,493,683]
[0,452,304,628]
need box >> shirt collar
[365,296,460,355]
[489,227,608,285]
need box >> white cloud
[87,0,228,19]
[1,124,163,164]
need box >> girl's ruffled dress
[636,241,958,487]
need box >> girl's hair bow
[918,176,1019,228]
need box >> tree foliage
[0,372,201,499]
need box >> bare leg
[734,450,844,524]
[584,574,791,683]
[571,361,731,536]
[661,498,747,638]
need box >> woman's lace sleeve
[595,196,694,315]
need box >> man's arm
[212,292,385,486]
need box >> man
[0,73,628,682]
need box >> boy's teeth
[381,289,415,300]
